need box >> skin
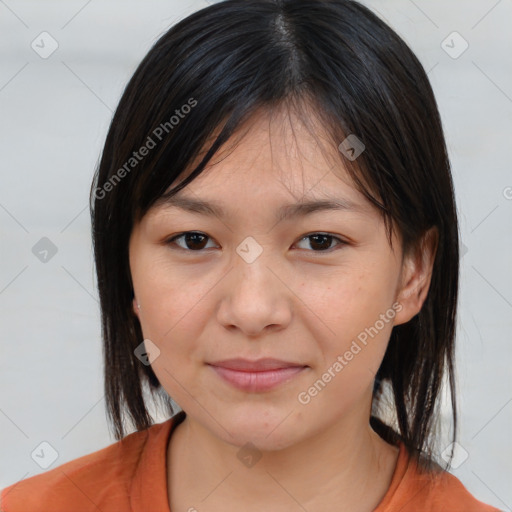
[129,106,438,512]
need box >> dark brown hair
[90,0,459,470]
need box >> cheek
[134,252,219,340]
[296,280,396,417]
[295,261,398,405]
[300,263,398,344]
[137,269,212,403]
[133,263,225,405]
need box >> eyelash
[164,231,348,253]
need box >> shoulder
[0,418,174,512]
[380,442,503,512]
[426,470,502,511]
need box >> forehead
[152,106,371,215]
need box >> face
[129,107,433,451]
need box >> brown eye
[295,233,346,252]
[166,232,215,251]
[165,231,347,253]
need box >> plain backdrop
[0,0,511,509]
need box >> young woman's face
[129,108,428,450]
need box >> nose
[216,255,293,338]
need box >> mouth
[207,358,308,392]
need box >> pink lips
[208,358,307,392]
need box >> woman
[1,1,501,510]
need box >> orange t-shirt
[0,411,501,512]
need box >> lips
[207,358,307,392]
[209,357,304,371]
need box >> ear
[394,226,438,326]
[132,297,140,318]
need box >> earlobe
[394,227,438,326]
[132,297,140,317]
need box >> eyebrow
[153,194,368,222]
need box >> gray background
[0,0,511,509]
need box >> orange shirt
[1,412,501,512]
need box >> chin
[213,406,303,452]
[225,426,300,452]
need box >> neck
[167,398,399,511]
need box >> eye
[165,231,347,253]
[294,233,347,252]
[165,231,217,251]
